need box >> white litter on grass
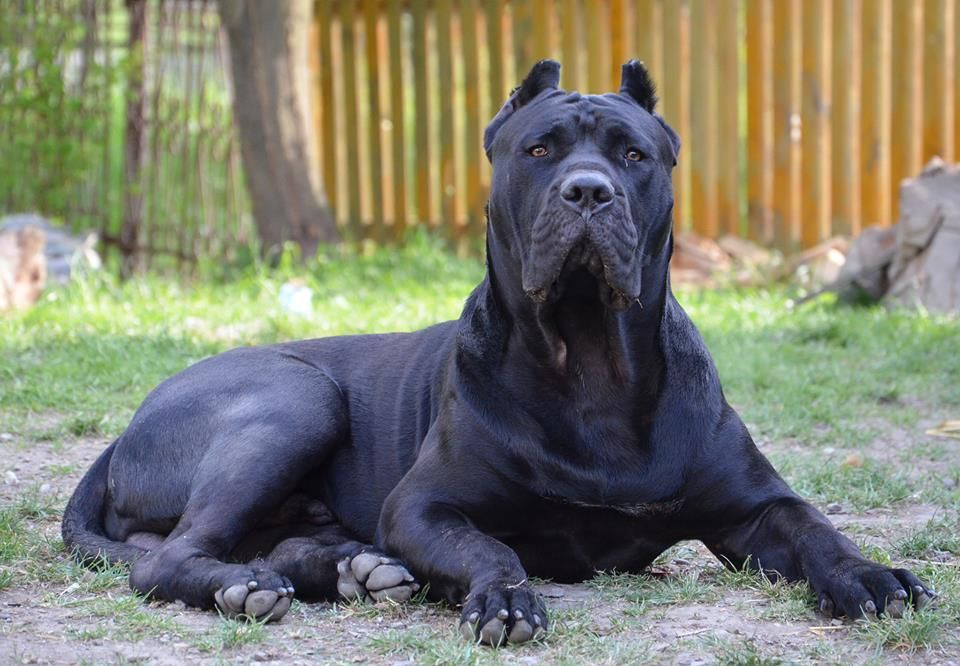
[279,280,313,316]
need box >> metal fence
[0,0,252,273]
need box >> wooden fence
[313,0,960,249]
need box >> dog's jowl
[63,60,933,647]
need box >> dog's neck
[459,228,671,384]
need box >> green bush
[0,1,125,230]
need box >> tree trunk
[218,0,338,259]
[121,0,147,277]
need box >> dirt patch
[1,422,958,665]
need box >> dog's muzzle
[522,169,640,309]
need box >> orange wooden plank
[801,0,832,247]
[339,0,361,234]
[363,0,384,232]
[387,0,407,235]
[923,0,955,163]
[634,0,663,87]
[610,0,627,89]
[690,0,718,238]
[746,0,773,242]
[561,0,581,91]
[831,0,862,237]
[662,0,691,231]
[771,0,802,248]
[485,0,506,106]
[533,0,553,61]
[513,0,534,78]
[956,0,960,163]
[436,0,456,229]
[411,0,431,225]
[586,0,608,92]
[890,0,922,211]
[462,0,482,231]
[860,0,892,228]
[717,0,739,236]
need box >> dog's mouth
[525,238,637,311]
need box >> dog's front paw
[214,568,294,621]
[459,579,547,647]
[336,551,420,603]
[816,559,935,620]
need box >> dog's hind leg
[125,366,352,622]
[260,532,421,604]
[229,495,420,604]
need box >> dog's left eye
[528,145,548,157]
[625,148,645,162]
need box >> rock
[825,502,843,515]
[885,159,960,313]
[801,158,960,313]
[835,225,898,302]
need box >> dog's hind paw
[214,571,294,622]
[337,551,420,603]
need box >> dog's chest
[487,493,682,580]
[522,401,684,509]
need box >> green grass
[895,517,960,559]
[1,238,958,662]
[0,235,484,437]
[194,614,270,652]
[589,569,720,609]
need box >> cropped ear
[484,60,561,159]
[655,114,681,167]
[620,59,658,112]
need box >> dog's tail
[61,439,145,566]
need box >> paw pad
[214,576,293,622]
[337,552,419,603]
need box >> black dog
[63,60,932,646]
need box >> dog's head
[484,60,679,310]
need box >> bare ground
[1,424,959,665]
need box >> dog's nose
[559,170,615,213]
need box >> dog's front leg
[377,449,546,647]
[706,494,935,619]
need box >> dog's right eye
[528,145,548,157]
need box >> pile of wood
[670,231,847,288]
[671,232,775,286]
[673,158,960,315]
